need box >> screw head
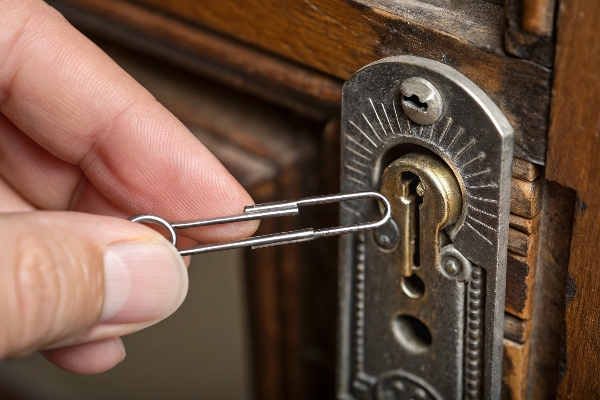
[400,77,443,126]
[443,257,460,276]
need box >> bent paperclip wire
[128,191,391,256]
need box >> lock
[338,56,513,400]
[376,152,462,279]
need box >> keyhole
[402,94,428,113]
[393,314,432,352]
[400,172,423,269]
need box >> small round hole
[392,315,432,352]
[401,274,425,299]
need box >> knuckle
[0,217,104,359]
[7,234,62,355]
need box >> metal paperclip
[128,191,391,256]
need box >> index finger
[0,0,257,240]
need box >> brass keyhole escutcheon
[379,152,462,279]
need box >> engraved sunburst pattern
[343,96,500,251]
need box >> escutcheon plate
[338,56,513,400]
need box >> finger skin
[0,1,258,242]
[0,175,34,212]
[0,114,82,211]
[41,338,126,375]
[0,211,187,359]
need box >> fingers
[0,1,257,242]
[0,114,81,211]
[0,176,34,212]
[41,338,126,374]
[0,211,187,360]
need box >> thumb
[0,211,188,359]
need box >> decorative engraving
[354,232,367,373]
[375,371,443,400]
[345,103,501,251]
[438,117,453,144]
[465,267,485,400]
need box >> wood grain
[505,253,537,319]
[502,339,530,400]
[49,0,343,121]
[56,0,552,164]
[508,226,541,257]
[509,213,540,235]
[504,0,555,67]
[525,181,575,399]
[510,177,543,219]
[502,182,575,399]
[522,0,555,35]
[503,313,532,344]
[512,158,542,182]
[545,0,600,396]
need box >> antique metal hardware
[128,191,391,255]
[338,56,513,400]
[378,152,462,278]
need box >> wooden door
[45,0,600,398]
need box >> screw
[443,257,460,276]
[400,77,443,126]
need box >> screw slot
[399,77,443,126]
[402,94,428,113]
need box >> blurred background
[0,1,341,398]
[0,250,253,400]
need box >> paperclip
[128,191,391,256]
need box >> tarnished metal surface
[380,153,462,278]
[338,56,513,400]
[399,77,444,126]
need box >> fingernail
[100,241,188,324]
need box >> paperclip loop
[128,191,391,256]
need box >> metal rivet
[400,77,443,126]
[443,257,460,276]
[374,218,400,250]
[414,387,428,400]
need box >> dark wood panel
[504,0,555,67]
[509,213,540,235]
[525,181,575,399]
[512,158,542,182]
[503,313,532,344]
[510,177,544,219]
[94,39,327,400]
[57,0,552,164]
[545,0,600,396]
[502,339,530,400]
[506,253,536,319]
[50,0,343,121]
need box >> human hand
[0,0,257,374]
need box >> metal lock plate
[338,56,513,400]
